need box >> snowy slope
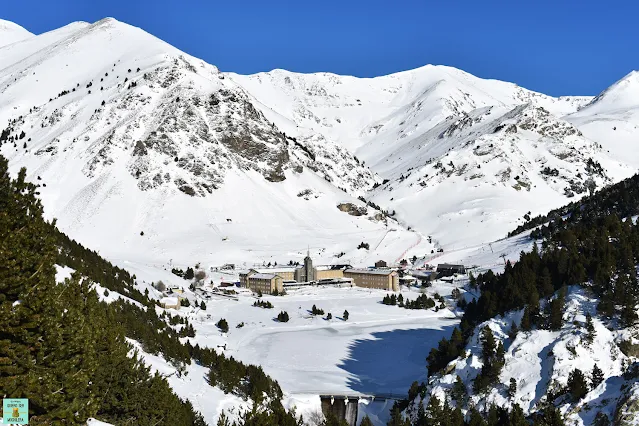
[0,18,420,268]
[365,103,632,249]
[567,71,639,168]
[0,19,33,48]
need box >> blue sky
[3,0,637,96]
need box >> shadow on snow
[338,324,457,395]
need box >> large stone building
[344,269,399,291]
[239,255,349,292]
[245,272,284,294]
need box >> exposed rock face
[0,22,376,198]
[337,202,368,216]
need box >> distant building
[411,270,438,284]
[240,256,348,289]
[436,264,465,277]
[344,268,399,291]
[246,273,284,294]
[375,260,388,268]
[160,296,180,310]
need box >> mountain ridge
[1,16,638,265]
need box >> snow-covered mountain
[1,17,639,267]
[0,19,33,48]
[231,67,634,249]
[567,71,639,168]
[0,18,415,268]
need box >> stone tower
[304,249,315,282]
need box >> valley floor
[98,232,533,425]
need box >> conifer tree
[532,406,565,426]
[567,368,589,402]
[585,312,596,345]
[360,415,374,426]
[521,305,532,331]
[451,375,467,404]
[591,363,604,388]
[510,404,528,426]
[468,408,487,426]
[508,377,517,399]
[508,320,519,340]
[343,310,349,320]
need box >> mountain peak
[0,19,34,48]
[581,70,639,113]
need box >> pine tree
[532,406,565,426]
[521,305,532,331]
[593,412,611,426]
[585,312,596,345]
[451,375,467,403]
[567,368,589,402]
[508,377,517,399]
[508,320,519,340]
[360,415,374,426]
[548,291,565,331]
[425,395,443,425]
[509,404,528,426]
[343,310,349,320]
[415,402,426,426]
[200,301,207,310]
[591,363,604,388]
[468,408,487,426]
[217,318,229,332]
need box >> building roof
[412,270,437,278]
[249,273,280,280]
[344,268,396,276]
[160,297,179,306]
[255,267,296,274]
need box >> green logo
[3,398,28,424]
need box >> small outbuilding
[160,296,180,310]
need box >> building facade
[344,269,399,291]
[375,260,388,268]
[246,273,284,294]
[315,266,345,280]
